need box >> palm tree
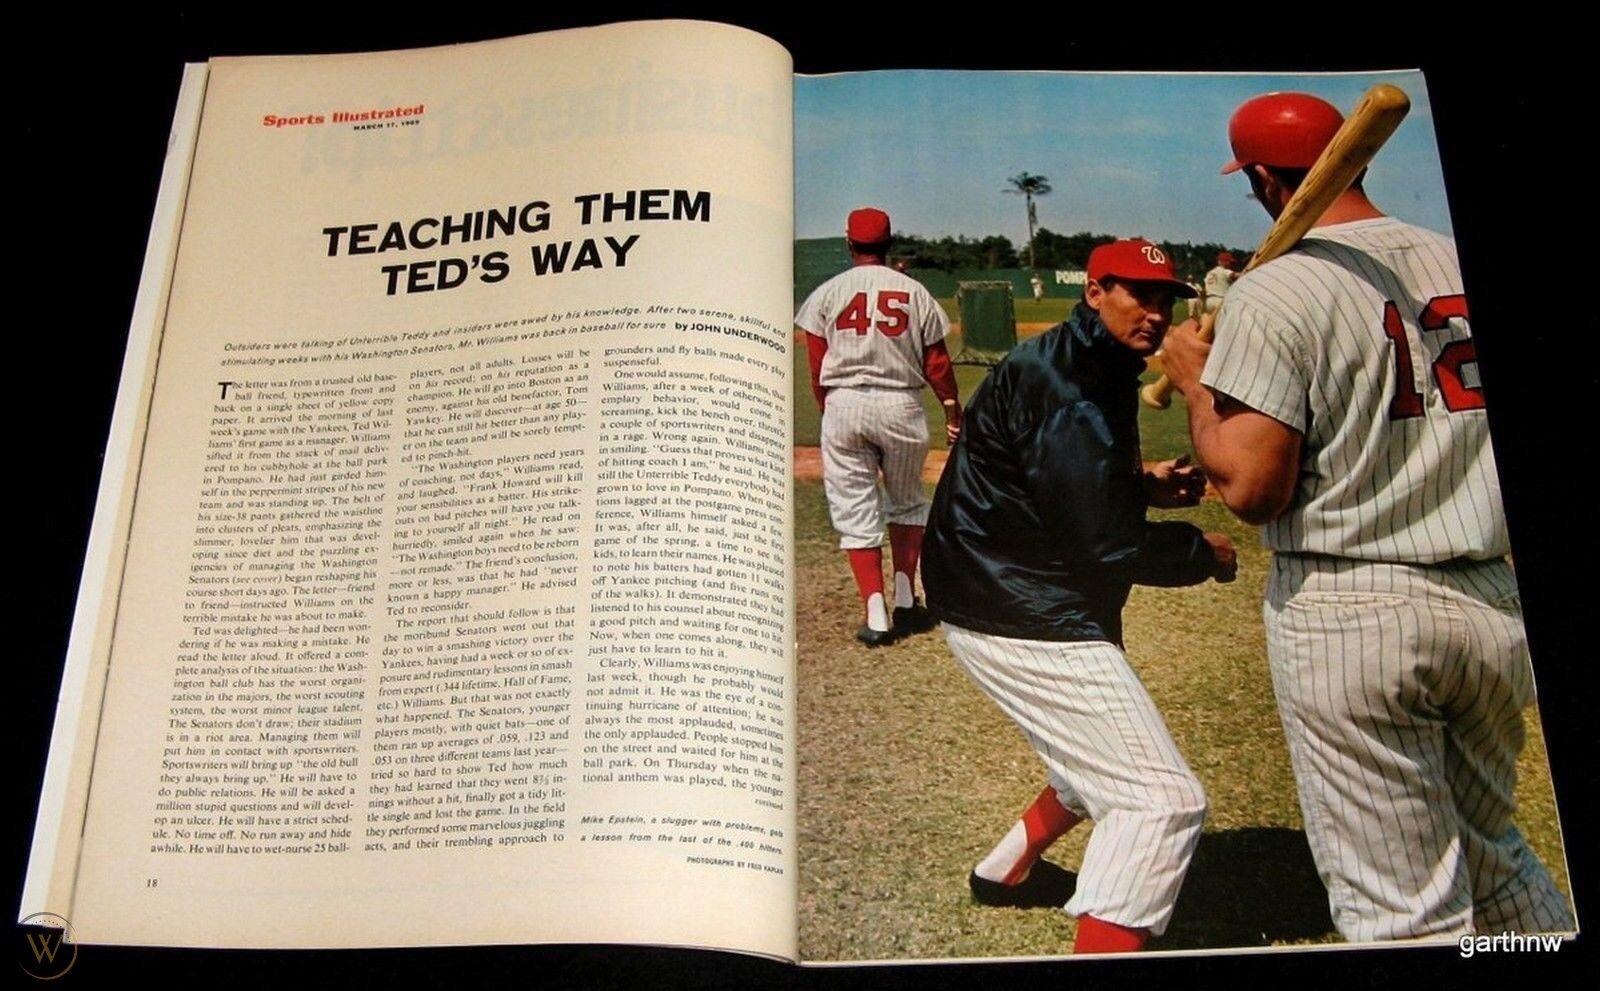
[1004,171,1052,270]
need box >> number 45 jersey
[795,265,950,391]
[1201,217,1503,562]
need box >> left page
[28,20,797,956]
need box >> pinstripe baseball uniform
[943,627,1207,935]
[923,294,1223,940]
[1202,216,1573,939]
[795,264,949,548]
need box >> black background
[18,10,1592,988]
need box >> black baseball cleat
[969,871,1031,907]
[855,625,895,648]
[968,862,1077,908]
[892,601,937,637]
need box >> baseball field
[793,293,1191,459]
[793,317,1572,960]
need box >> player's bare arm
[1160,320,1300,525]
[941,400,962,444]
[923,339,962,444]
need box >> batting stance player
[795,208,962,647]
[922,239,1237,953]
[1161,92,1575,941]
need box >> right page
[791,68,1576,962]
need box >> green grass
[795,482,1573,961]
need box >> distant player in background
[1183,273,1205,320]
[1030,271,1045,303]
[922,239,1236,953]
[795,208,962,647]
[1161,91,1575,941]
[1201,250,1237,314]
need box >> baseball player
[795,207,962,647]
[1201,250,1238,314]
[1160,91,1575,942]
[921,239,1237,954]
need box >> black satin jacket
[922,303,1214,644]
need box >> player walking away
[795,208,963,647]
[1182,274,1204,320]
[921,239,1237,953]
[1202,250,1238,314]
[1160,91,1575,942]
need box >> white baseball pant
[820,386,930,549]
[943,624,1207,935]
[1264,554,1574,941]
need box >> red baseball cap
[846,207,892,243]
[1087,239,1196,297]
[1222,92,1344,175]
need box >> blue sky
[795,70,1452,250]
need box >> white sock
[973,788,1082,885]
[865,592,889,632]
[974,820,1030,883]
[893,571,914,609]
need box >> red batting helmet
[1222,92,1344,175]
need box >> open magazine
[21,17,1579,971]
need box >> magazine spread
[22,16,1579,971]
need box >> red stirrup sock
[1073,915,1149,954]
[845,548,888,631]
[887,524,924,608]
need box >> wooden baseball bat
[1140,83,1412,410]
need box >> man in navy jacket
[922,239,1235,954]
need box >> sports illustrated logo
[1141,244,1167,265]
[17,913,76,980]
[1458,931,1566,958]
[261,104,426,130]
